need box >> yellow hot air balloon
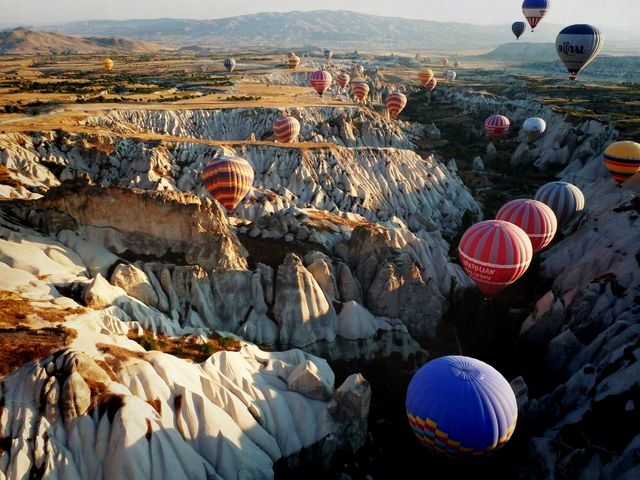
[603,141,640,184]
[418,69,434,87]
[103,58,114,72]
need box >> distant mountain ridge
[34,10,564,50]
[478,42,558,62]
[0,27,161,55]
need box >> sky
[2,0,637,29]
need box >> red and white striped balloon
[386,92,407,118]
[458,220,533,297]
[425,77,437,92]
[310,70,332,96]
[496,199,557,252]
[336,72,351,88]
[273,115,301,143]
[351,81,370,101]
[484,115,511,140]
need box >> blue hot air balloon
[556,24,603,80]
[522,0,550,32]
[406,356,518,458]
[223,58,236,73]
[512,21,526,40]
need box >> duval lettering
[558,42,584,56]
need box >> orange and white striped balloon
[386,92,407,118]
[202,156,254,211]
[336,72,351,88]
[273,115,301,143]
[496,199,557,252]
[310,70,332,96]
[425,77,437,92]
[458,220,533,297]
[351,81,370,102]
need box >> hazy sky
[3,0,637,29]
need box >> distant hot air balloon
[556,24,603,80]
[535,181,585,228]
[444,69,456,82]
[353,65,365,77]
[224,58,236,73]
[418,69,434,87]
[484,115,511,140]
[323,49,333,61]
[386,92,407,119]
[351,80,370,102]
[273,115,301,143]
[512,21,526,39]
[425,77,438,92]
[522,0,550,32]
[459,220,532,296]
[288,55,301,69]
[453,60,461,68]
[496,199,557,252]
[310,70,332,96]
[336,72,351,88]
[103,58,114,72]
[603,141,640,184]
[202,155,254,211]
[442,58,449,66]
[407,355,518,458]
[523,117,547,142]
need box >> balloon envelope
[522,0,550,31]
[224,58,236,73]
[386,92,407,118]
[496,199,557,252]
[323,49,333,60]
[444,70,456,82]
[351,81,370,101]
[458,220,533,297]
[273,116,301,143]
[512,21,526,39]
[406,355,518,458]
[484,115,511,140]
[309,70,332,96]
[202,156,254,211]
[425,77,437,92]
[418,69,434,87]
[603,141,640,184]
[523,117,547,135]
[102,58,113,72]
[288,55,300,69]
[556,24,603,80]
[336,72,351,88]
[535,181,585,228]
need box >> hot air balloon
[336,72,351,89]
[386,92,407,119]
[442,58,449,66]
[406,355,518,458]
[323,49,333,61]
[458,220,533,297]
[523,117,547,142]
[202,156,254,211]
[556,24,603,80]
[484,115,511,140]
[351,80,370,102]
[353,65,365,77]
[310,70,332,96]
[273,115,301,143]
[512,21,526,39]
[444,70,456,82]
[522,0,550,32]
[103,58,114,72]
[496,199,557,252]
[603,141,640,184]
[425,77,438,92]
[288,55,301,69]
[418,69,434,87]
[453,60,461,68]
[534,181,585,228]
[224,58,236,73]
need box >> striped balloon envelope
[223,58,236,73]
[418,69,434,87]
[522,0,550,32]
[336,72,351,88]
[425,77,438,92]
[603,141,640,184]
[512,21,526,39]
[273,115,301,143]
[406,355,518,459]
[458,220,533,297]
[309,70,332,96]
[351,81,370,101]
[288,55,301,69]
[202,156,254,211]
[534,181,585,228]
[496,199,557,252]
[484,115,511,140]
[386,92,407,119]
